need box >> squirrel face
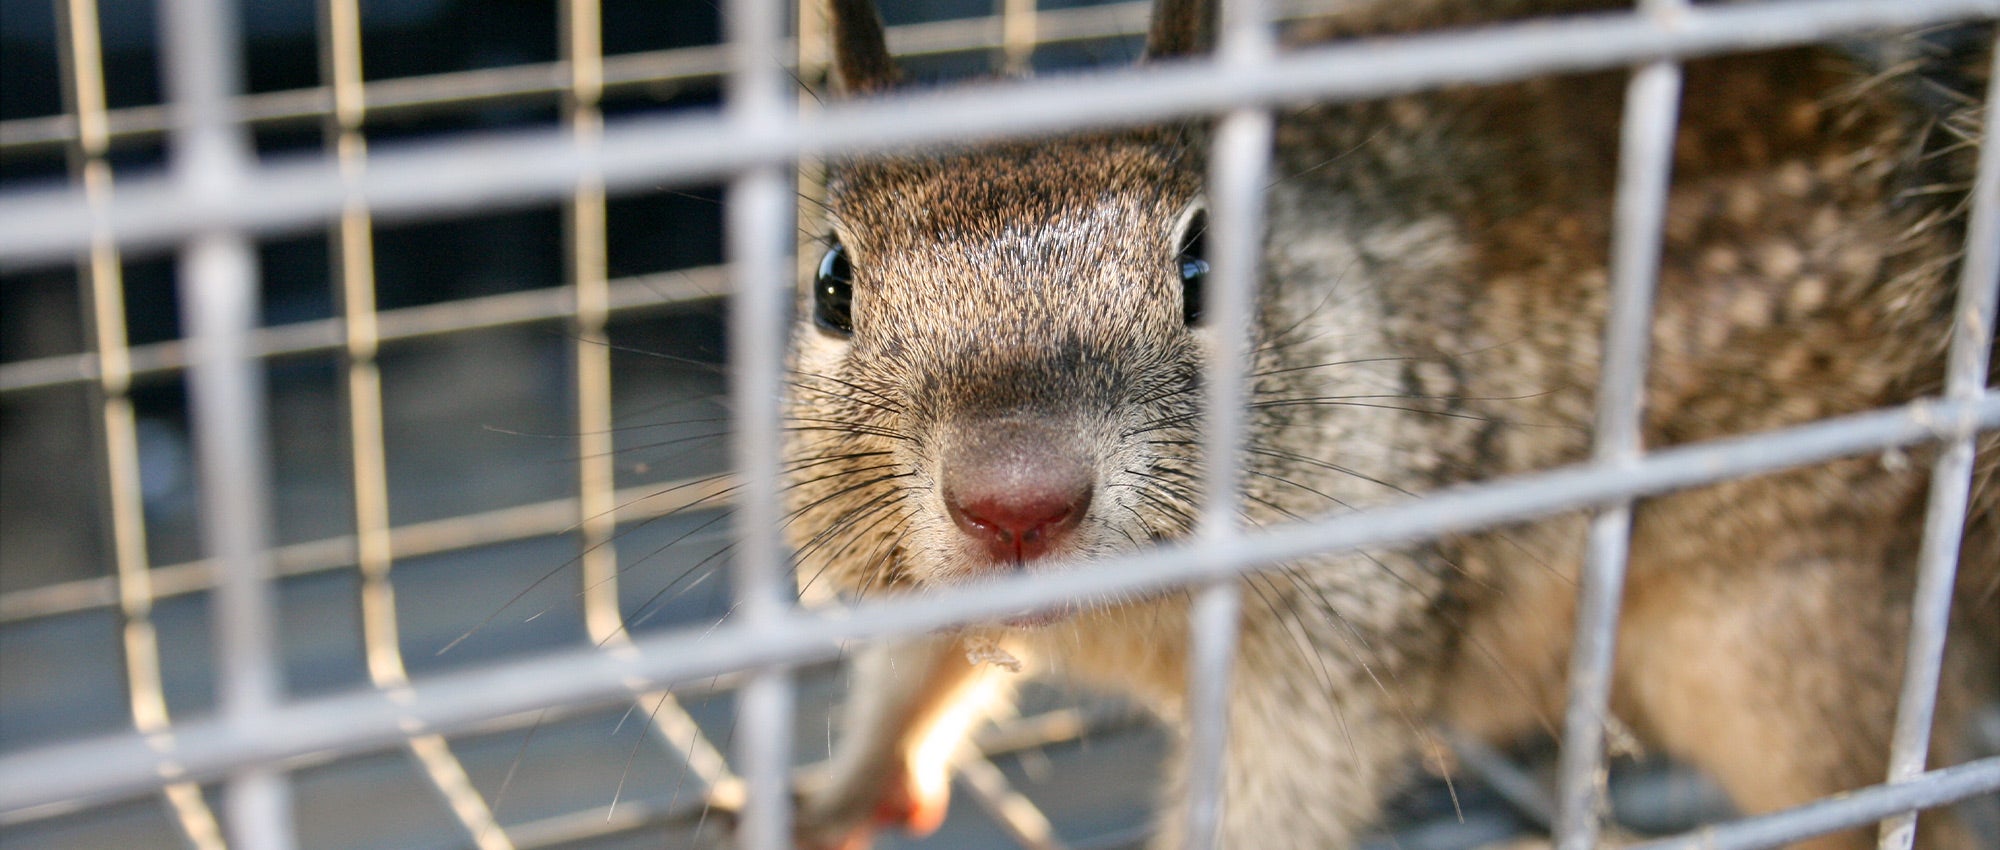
[786,131,1216,596]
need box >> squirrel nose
[945,484,1091,564]
[940,420,1094,566]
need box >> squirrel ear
[1144,0,1215,60]
[826,0,900,94]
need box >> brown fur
[781,2,1999,848]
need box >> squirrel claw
[870,765,948,837]
[795,761,948,850]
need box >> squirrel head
[786,0,1220,595]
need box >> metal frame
[1,0,1996,848]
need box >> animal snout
[939,419,1095,566]
[945,482,1090,564]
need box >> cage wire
[0,1,1997,850]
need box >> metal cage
[0,0,1996,849]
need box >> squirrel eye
[1177,211,1209,326]
[814,242,855,335]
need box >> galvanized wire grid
[0,2,1997,850]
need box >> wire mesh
[0,1,1996,849]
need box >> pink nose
[939,419,1093,566]
[945,485,1090,564]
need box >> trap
[1,1,1996,849]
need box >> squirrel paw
[793,761,949,850]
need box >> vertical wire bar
[951,750,1066,850]
[318,0,402,698]
[1186,2,1274,847]
[1181,574,1245,850]
[55,0,226,844]
[728,167,797,844]
[160,0,292,845]
[313,1,515,845]
[1877,31,2000,850]
[184,228,293,850]
[796,0,829,89]
[998,0,1039,74]
[726,0,798,846]
[1552,43,1684,850]
[566,0,621,649]
[563,0,743,818]
[317,0,405,693]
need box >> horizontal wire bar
[0,265,724,393]
[0,48,723,156]
[1,0,1992,266]
[0,0,1390,156]
[0,0,1168,156]
[1628,757,2000,850]
[0,472,734,623]
[0,661,778,830]
[440,700,1139,849]
[1,391,1990,813]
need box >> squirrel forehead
[826,135,1202,250]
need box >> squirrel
[776,0,2000,848]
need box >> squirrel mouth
[956,556,1080,628]
[1000,606,1069,629]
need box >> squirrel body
[780,2,2000,848]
